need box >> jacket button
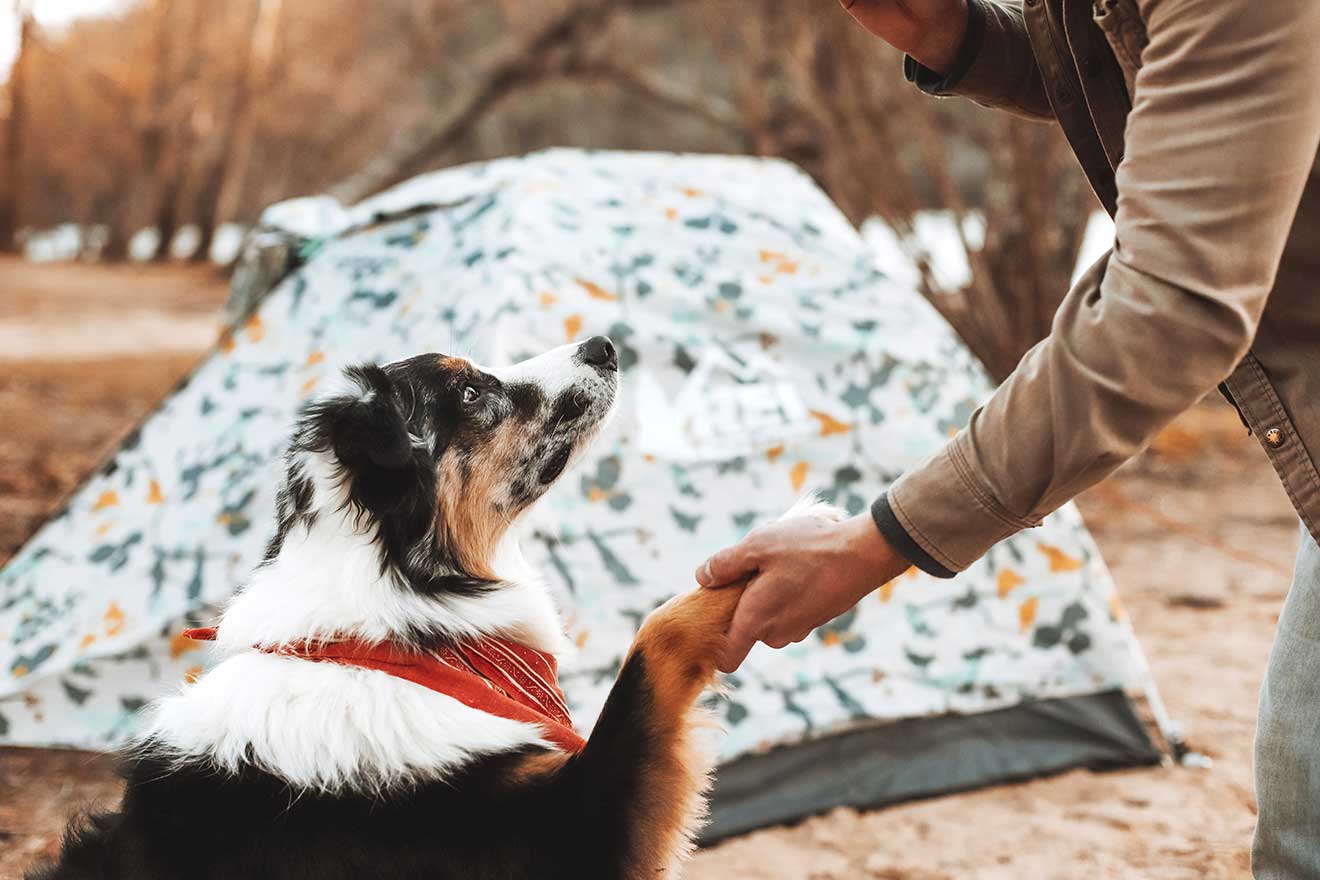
[1265,427,1285,448]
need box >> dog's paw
[630,584,746,709]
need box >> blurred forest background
[0,0,1100,378]
[0,5,1299,877]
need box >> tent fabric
[704,689,1159,842]
[0,151,1155,795]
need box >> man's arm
[844,0,1053,120]
[880,0,1320,576]
[700,0,1320,670]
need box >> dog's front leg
[574,582,747,879]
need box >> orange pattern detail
[1019,597,1039,633]
[809,410,852,437]
[1109,593,1126,621]
[997,568,1025,598]
[104,602,126,636]
[1038,544,1083,572]
[789,461,809,492]
[575,278,617,301]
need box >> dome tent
[0,149,1167,840]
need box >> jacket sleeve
[876,0,1320,576]
[904,0,1053,121]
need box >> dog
[31,335,768,880]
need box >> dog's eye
[462,385,481,404]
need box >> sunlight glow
[2,0,133,81]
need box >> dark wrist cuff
[871,493,956,579]
[902,0,986,96]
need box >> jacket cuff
[871,493,956,579]
[903,0,986,96]
[904,0,1054,120]
[884,436,1030,575]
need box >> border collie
[31,336,779,879]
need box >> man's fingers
[718,605,760,673]
[695,539,760,588]
[717,623,757,674]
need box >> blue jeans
[1254,524,1320,878]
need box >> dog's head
[272,336,619,592]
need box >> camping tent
[0,149,1167,840]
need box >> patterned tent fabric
[0,149,1153,761]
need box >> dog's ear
[321,365,414,472]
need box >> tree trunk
[101,220,129,262]
[153,172,182,261]
[152,0,207,262]
[139,0,173,260]
[190,178,221,264]
[214,0,283,235]
[190,0,263,263]
[0,4,33,253]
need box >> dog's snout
[578,335,618,372]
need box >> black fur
[297,363,441,573]
[29,652,666,880]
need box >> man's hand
[840,0,971,75]
[695,513,912,673]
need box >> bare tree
[145,0,207,261]
[715,4,1094,379]
[330,0,615,204]
[213,0,283,240]
[189,0,283,263]
[0,0,32,252]
[7,0,1095,376]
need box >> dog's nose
[579,335,617,372]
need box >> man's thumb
[695,542,757,588]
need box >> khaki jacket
[872,0,1320,577]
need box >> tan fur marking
[431,351,533,580]
[622,582,748,879]
[435,420,525,580]
[505,749,572,787]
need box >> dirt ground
[0,256,1297,879]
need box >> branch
[562,58,741,132]
[327,0,614,205]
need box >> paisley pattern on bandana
[0,150,1150,758]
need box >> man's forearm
[879,0,1320,576]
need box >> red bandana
[182,627,585,753]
